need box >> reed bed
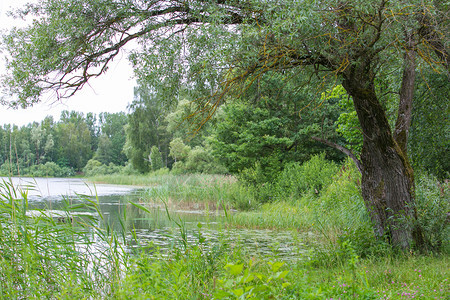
[0,179,126,299]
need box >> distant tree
[169,138,191,163]
[125,85,173,171]
[30,124,46,165]
[149,146,163,171]
[54,111,92,171]
[95,112,127,165]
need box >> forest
[0,0,448,299]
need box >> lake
[2,177,306,260]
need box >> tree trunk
[342,65,423,250]
[394,34,416,155]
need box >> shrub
[415,173,449,252]
[275,153,339,201]
[120,162,140,175]
[25,162,74,177]
[171,146,227,175]
[149,167,170,177]
[0,161,17,176]
[83,159,122,176]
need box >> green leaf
[274,270,289,280]
[232,288,244,297]
[129,202,151,214]
[213,290,232,298]
[225,263,244,276]
[240,274,255,284]
[268,261,285,272]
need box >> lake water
[2,177,306,259]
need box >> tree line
[0,111,127,176]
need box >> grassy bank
[7,156,446,299]
[0,176,448,299]
[117,248,449,299]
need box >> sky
[0,0,136,126]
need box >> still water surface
[5,177,305,259]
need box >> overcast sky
[0,0,136,126]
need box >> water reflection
[4,177,304,260]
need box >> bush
[25,162,74,177]
[83,159,122,176]
[415,173,449,252]
[239,153,283,186]
[149,167,170,177]
[0,161,18,176]
[275,153,339,201]
[120,163,140,175]
[171,146,228,175]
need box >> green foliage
[83,159,122,177]
[169,137,191,162]
[214,261,291,299]
[25,161,74,177]
[275,153,340,200]
[414,173,450,252]
[149,146,163,171]
[229,158,365,229]
[239,153,283,186]
[210,82,345,184]
[95,112,128,166]
[120,162,140,175]
[210,102,291,176]
[125,85,173,172]
[0,161,18,176]
[123,129,149,173]
[409,73,449,179]
[171,145,227,175]
[0,161,74,177]
[54,111,93,171]
[333,85,363,154]
[165,98,211,147]
[0,111,129,176]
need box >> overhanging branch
[311,136,362,174]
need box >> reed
[0,178,127,299]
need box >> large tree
[1,0,448,250]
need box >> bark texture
[394,36,416,155]
[342,62,422,250]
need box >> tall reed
[0,179,128,298]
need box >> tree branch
[311,136,362,174]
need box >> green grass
[115,232,449,299]
[89,173,242,210]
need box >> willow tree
[1,0,448,250]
